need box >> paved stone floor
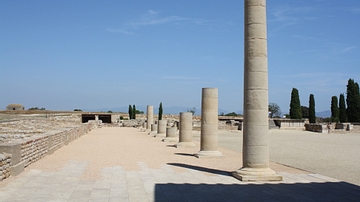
[1,127,360,202]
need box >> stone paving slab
[0,127,359,201]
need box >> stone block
[0,142,22,165]
[10,160,25,176]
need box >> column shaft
[175,112,196,148]
[233,0,282,181]
[146,105,153,130]
[195,88,223,158]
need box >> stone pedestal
[140,122,147,132]
[175,112,196,148]
[156,120,167,137]
[162,127,178,142]
[195,88,223,158]
[149,124,157,136]
[233,0,282,181]
[146,105,154,131]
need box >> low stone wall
[335,123,354,132]
[0,153,11,181]
[21,136,48,167]
[305,123,356,133]
[305,124,328,133]
[0,122,97,181]
[352,124,360,132]
[274,119,306,130]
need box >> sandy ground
[22,127,304,182]
[199,129,360,186]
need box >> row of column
[139,0,281,182]
[143,88,223,158]
[142,86,281,181]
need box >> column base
[148,131,157,135]
[232,167,282,181]
[155,133,166,138]
[194,150,224,158]
[175,142,196,148]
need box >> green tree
[187,107,196,115]
[128,105,133,120]
[132,104,136,119]
[158,102,163,120]
[346,79,360,122]
[290,88,302,119]
[225,112,238,116]
[309,94,316,123]
[339,93,347,122]
[268,103,281,118]
[331,96,339,123]
[301,106,309,118]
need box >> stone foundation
[0,153,11,181]
[0,122,96,181]
[305,124,327,133]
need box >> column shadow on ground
[162,163,360,201]
[167,163,230,176]
[173,153,195,157]
[155,182,360,201]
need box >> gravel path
[23,127,303,180]
[209,129,360,186]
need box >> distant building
[6,104,25,111]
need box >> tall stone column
[175,112,196,148]
[146,105,154,130]
[195,88,223,158]
[233,0,282,181]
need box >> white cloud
[106,28,133,35]
[161,76,200,80]
[107,9,227,35]
[342,46,356,53]
[350,7,360,13]
[268,5,316,31]
[148,10,158,15]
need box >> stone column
[195,88,223,158]
[175,112,196,148]
[146,105,153,130]
[162,127,178,142]
[149,123,157,135]
[156,120,167,137]
[233,0,282,181]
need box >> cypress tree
[132,104,136,119]
[128,105,133,120]
[158,102,163,120]
[331,96,339,123]
[346,79,360,122]
[301,106,309,118]
[289,88,302,119]
[339,94,347,122]
[309,94,316,123]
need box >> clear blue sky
[1,1,360,114]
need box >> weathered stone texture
[0,153,11,181]
[0,113,96,181]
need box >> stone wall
[0,153,11,181]
[0,122,96,181]
[305,124,328,133]
[305,123,356,133]
[274,119,306,130]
